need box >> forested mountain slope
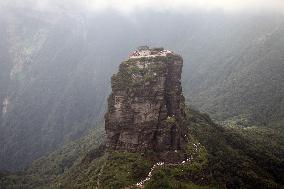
[0,6,283,171]
[1,108,283,189]
[181,17,284,124]
[0,8,112,171]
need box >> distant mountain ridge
[2,107,283,188]
[181,20,284,124]
[0,8,283,171]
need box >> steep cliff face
[105,47,188,154]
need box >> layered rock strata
[105,47,188,154]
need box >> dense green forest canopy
[0,1,283,176]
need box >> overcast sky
[86,0,284,13]
[1,0,284,14]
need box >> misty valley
[0,1,283,189]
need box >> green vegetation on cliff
[2,106,283,189]
[186,108,284,189]
[111,57,166,90]
[1,9,283,173]
[99,152,152,188]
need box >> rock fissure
[151,104,163,151]
[105,47,188,160]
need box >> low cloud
[1,0,284,14]
[86,0,284,13]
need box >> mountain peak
[105,48,189,161]
[128,46,176,59]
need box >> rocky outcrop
[105,47,188,154]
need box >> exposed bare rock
[105,47,188,154]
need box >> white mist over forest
[0,1,283,188]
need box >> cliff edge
[105,46,188,158]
